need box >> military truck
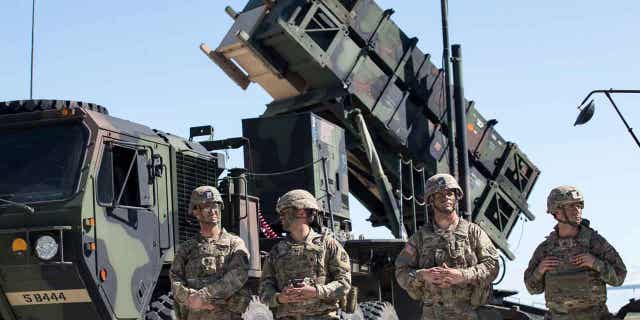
[0,1,549,320]
[0,100,226,320]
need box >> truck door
[94,140,161,318]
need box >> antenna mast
[30,0,36,99]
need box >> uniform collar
[549,225,589,241]
[197,228,231,245]
[286,228,319,245]
[432,216,468,235]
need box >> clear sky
[2,0,639,313]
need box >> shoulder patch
[402,242,416,256]
[340,251,348,263]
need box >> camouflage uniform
[524,186,626,320]
[259,190,352,320]
[170,186,251,320]
[395,174,499,320]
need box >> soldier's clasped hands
[417,263,466,288]
[278,284,318,303]
[187,293,216,311]
[438,263,466,287]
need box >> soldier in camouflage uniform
[259,189,351,320]
[395,173,499,320]
[524,186,626,320]
[170,186,251,320]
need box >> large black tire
[359,301,399,320]
[145,293,175,320]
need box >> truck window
[0,122,88,202]
[97,143,152,208]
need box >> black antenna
[440,0,457,179]
[30,0,36,99]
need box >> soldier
[395,173,499,320]
[259,189,351,320]
[524,186,626,320]
[170,186,251,320]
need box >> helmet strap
[555,207,580,227]
[306,209,316,225]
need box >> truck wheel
[359,301,399,320]
[145,293,175,320]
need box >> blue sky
[2,0,639,313]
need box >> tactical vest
[543,228,606,313]
[417,220,490,307]
[183,233,250,316]
[272,232,337,317]
[185,237,232,285]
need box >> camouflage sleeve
[199,238,250,301]
[590,232,627,286]
[259,248,281,308]
[523,242,546,294]
[316,238,351,300]
[460,226,499,284]
[394,233,424,300]
[170,242,195,304]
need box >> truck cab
[0,100,220,320]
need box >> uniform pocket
[452,239,468,267]
[419,251,435,268]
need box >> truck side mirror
[148,154,163,179]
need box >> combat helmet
[189,185,224,214]
[425,173,463,200]
[276,189,320,213]
[546,185,584,214]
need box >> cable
[245,159,323,177]
[257,206,278,239]
[401,194,426,206]
[512,216,526,254]
[492,255,507,286]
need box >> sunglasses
[195,203,222,211]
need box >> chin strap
[194,210,221,225]
[554,208,580,227]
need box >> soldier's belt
[276,301,337,318]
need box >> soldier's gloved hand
[536,257,560,276]
[571,253,596,269]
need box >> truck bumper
[0,263,100,320]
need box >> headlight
[35,235,59,260]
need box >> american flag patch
[403,243,416,256]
